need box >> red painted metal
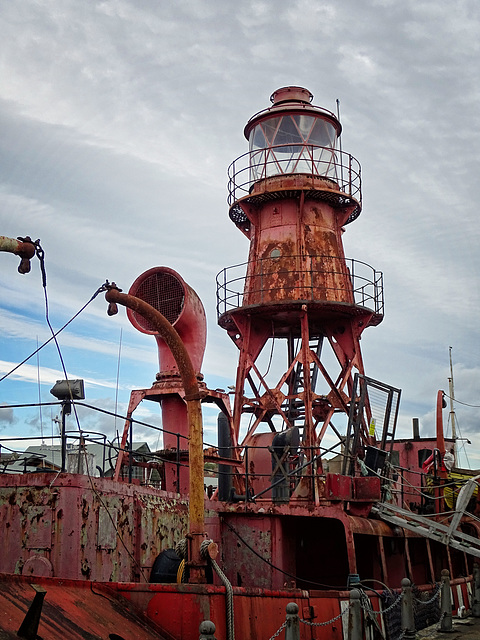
[111,269,234,494]
[325,473,352,501]
[127,267,207,375]
[0,574,164,639]
[125,268,207,464]
[2,571,473,640]
[436,389,447,464]
[117,581,348,640]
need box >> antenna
[36,336,44,443]
[114,328,123,432]
[336,99,344,186]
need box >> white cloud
[0,0,479,464]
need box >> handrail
[216,255,384,318]
[227,143,361,207]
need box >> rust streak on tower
[217,86,384,501]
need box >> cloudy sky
[0,0,479,465]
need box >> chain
[34,239,47,288]
[299,603,350,627]
[413,583,441,605]
[362,591,403,615]
[268,620,286,640]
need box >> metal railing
[0,401,190,486]
[216,255,384,318]
[227,143,361,207]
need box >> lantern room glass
[248,114,339,182]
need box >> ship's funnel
[127,267,206,374]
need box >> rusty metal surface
[0,235,35,258]
[216,255,384,324]
[219,88,385,488]
[0,235,36,274]
[0,573,165,639]
[0,473,188,583]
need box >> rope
[200,539,235,640]
[175,538,188,559]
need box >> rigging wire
[444,392,480,409]
[36,336,44,443]
[0,286,109,383]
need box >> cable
[222,519,348,589]
[443,393,480,409]
[0,284,109,383]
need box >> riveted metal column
[105,285,207,581]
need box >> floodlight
[50,379,85,401]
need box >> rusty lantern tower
[217,86,384,498]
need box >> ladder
[285,337,323,427]
[373,474,480,558]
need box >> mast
[448,346,457,458]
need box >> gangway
[373,474,480,558]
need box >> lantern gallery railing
[227,144,361,208]
[216,255,384,318]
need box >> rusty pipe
[104,285,207,580]
[0,235,36,274]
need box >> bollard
[285,602,300,640]
[473,562,480,617]
[439,569,453,632]
[199,620,217,640]
[348,589,363,640]
[401,578,416,640]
